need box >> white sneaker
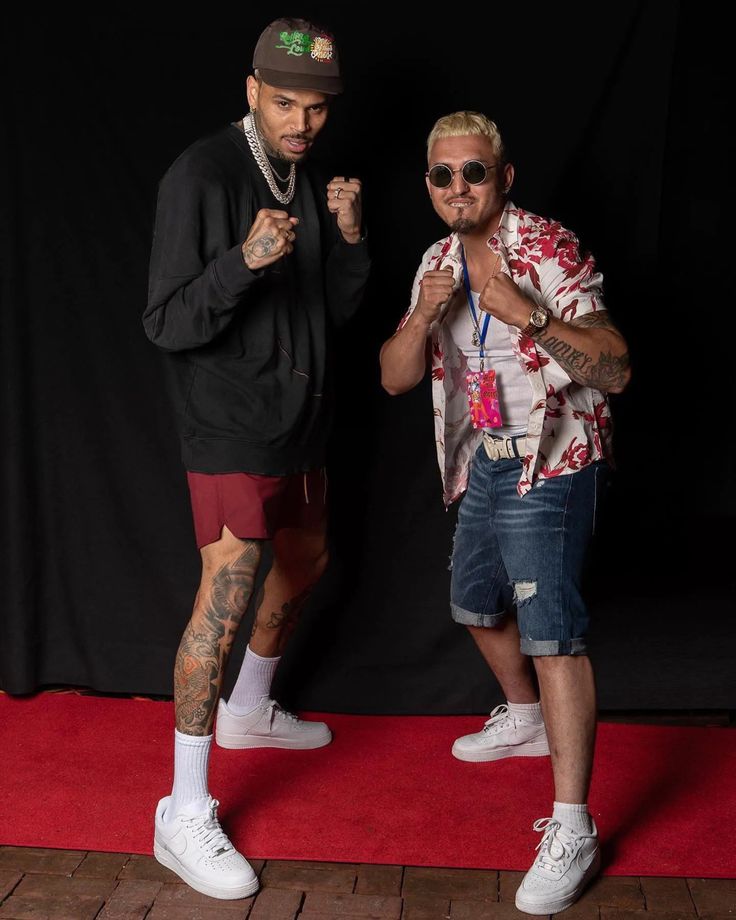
[451,704,550,762]
[515,817,600,915]
[216,697,332,750]
[154,795,259,900]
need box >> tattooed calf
[174,543,260,735]
[258,586,314,654]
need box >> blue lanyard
[460,246,490,361]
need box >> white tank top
[444,291,532,436]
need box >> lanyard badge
[461,247,503,430]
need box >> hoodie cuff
[213,244,263,298]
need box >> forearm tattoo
[174,543,260,734]
[569,311,615,330]
[537,312,630,392]
[244,234,277,266]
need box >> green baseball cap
[253,18,342,95]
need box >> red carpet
[1,694,734,877]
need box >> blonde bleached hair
[427,111,505,163]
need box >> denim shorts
[450,446,607,656]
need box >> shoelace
[264,699,300,726]
[184,799,233,857]
[532,818,576,874]
[482,704,513,733]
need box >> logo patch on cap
[310,36,334,62]
[256,19,341,92]
[275,31,311,56]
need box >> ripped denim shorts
[450,446,608,656]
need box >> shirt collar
[488,198,518,252]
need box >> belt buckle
[487,436,502,461]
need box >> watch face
[531,308,548,327]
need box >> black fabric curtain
[2,2,733,711]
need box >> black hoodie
[143,124,370,475]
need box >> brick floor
[0,848,732,919]
[639,877,696,914]
[688,878,736,915]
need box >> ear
[246,74,260,111]
[425,173,433,198]
[502,162,515,193]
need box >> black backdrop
[2,2,734,712]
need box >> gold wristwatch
[521,305,551,338]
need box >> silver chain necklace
[242,114,296,205]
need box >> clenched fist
[478,259,532,327]
[326,177,362,243]
[415,266,456,325]
[242,209,299,270]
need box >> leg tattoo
[175,543,260,734]
[250,586,265,639]
[263,586,314,654]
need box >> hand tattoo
[244,234,277,266]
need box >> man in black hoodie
[143,18,369,900]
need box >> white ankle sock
[169,730,211,818]
[507,700,544,724]
[227,646,280,715]
[553,801,593,835]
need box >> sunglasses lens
[428,165,453,188]
[462,161,487,185]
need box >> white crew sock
[227,645,281,715]
[507,700,544,724]
[169,730,212,819]
[553,801,593,835]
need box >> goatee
[450,217,477,233]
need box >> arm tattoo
[536,331,630,392]
[174,542,260,735]
[569,311,616,330]
[244,234,277,266]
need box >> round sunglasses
[426,160,498,189]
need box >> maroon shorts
[186,469,327,548]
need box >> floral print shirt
[398,201,613,505]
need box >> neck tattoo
[242,113,296,205]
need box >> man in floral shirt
[380,112,629,915]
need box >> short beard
[252,111,292,162]
[449,217,477,233]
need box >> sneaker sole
[216,729,333,750]
[154,838,260,900]
[451,740,550,762]
[514,849,601,915]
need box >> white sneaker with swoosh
[154,795,259,900]
[216,697,332,750]
[452,704,550,762]
[515,817,600,915]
